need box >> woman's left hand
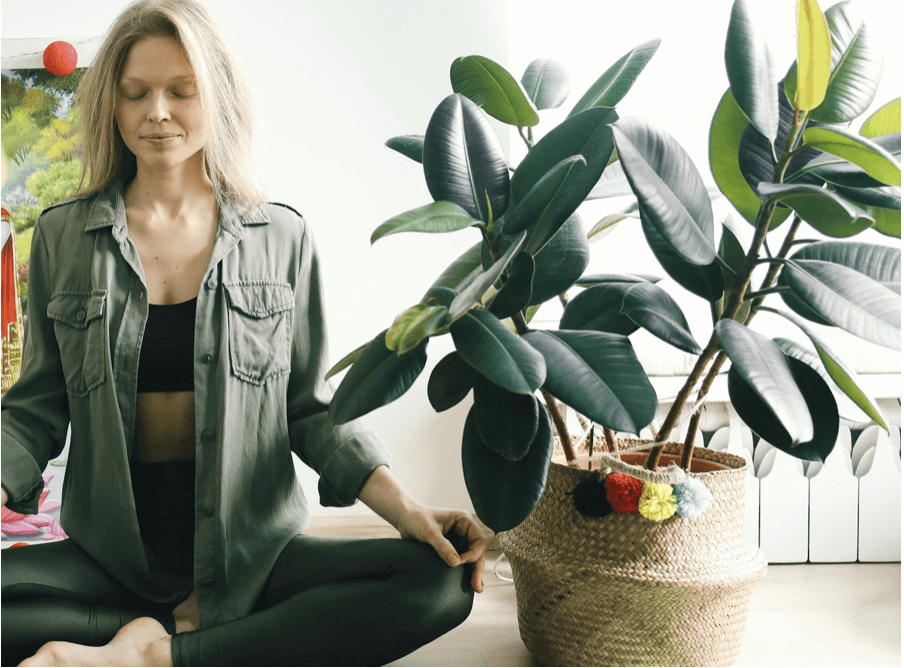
[396,505,489,593]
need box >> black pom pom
[567,477,613,518]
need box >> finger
[471,550,487,593]
[428,527,461,568]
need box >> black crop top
[137,297,196,393]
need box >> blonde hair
[75,0,263,206]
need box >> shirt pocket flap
[224,283,294,318]
[47,290,108,329]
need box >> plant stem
[603,427,616,453]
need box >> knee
[421,552,475,633]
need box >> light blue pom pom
[673,477,713,519]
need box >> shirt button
[202,578,216,589]
[138,290,144,300]
[201,353,215,364]
[207,278,218,289]
[76,310,86,321]
[200,430,215,443]
[201,506,214,518]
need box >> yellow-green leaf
[385,303,449,354]
[860,98,901,138]
[796,0,832,111]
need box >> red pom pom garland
[571,470,713,522]
[43,41,78,76]
[604,472,644,513]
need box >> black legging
[1,532,474,666]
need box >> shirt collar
[83,179,270,237]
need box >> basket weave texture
[498,441,768,667]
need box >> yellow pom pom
[638,482,677,521]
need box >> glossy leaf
[803,127,901,186]
[621,282,702,354]
[719,212,750,295]
[473,375,540,461]
[784,0,882,123]
[614,117,716,265]
[779,259,901,350]
[427,242,483,296]
[427,351,479,413]
[758,182,873,237]
[639,205,724,301]
[423,286,458,309]
[834,184,901,211]
[568,38,661,117]
[385,135,424,163]
[325,340,367,381]
[385,303,449,354]
[575,273,661,287]
[725,0,778,141]
[329,331,428,424]
[489,252,534,319]
[448,231,525,321]
[528,214,589,304]
[523,329,656,434]
[795,0,832,110]
[716,319,814,444]
[790,240,901,290]
[521,58,570,111]
[559,283,638,334]
[422,94,509,223]
[709,88,793,226]
[510,106,617,209]
[504,155,588,243]
[461,399,553,532]
[451,55,539,128]
[371,201,478,244]
[587,211,636,242]
[728,355,837,461]
[450,308,546,395]
[860,98,901,138]
[586,160,634,200]
[772,309,888,429]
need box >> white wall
[2,0,900,518]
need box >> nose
[146,90,171,123]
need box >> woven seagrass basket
[498,440,768,667]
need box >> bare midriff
[134,391,197,462]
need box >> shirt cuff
[1,434,47,515]
[317,431,393,507]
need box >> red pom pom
[9,542,31,549]
[43,41,78,77]
[605,472,644,513]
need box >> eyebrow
[119,75,196,84]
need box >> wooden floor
[308,517,901,667]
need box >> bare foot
[172,590,201,633]
[19,617,173,667]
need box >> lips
[142,133,180,139]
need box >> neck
[125,152,216,220]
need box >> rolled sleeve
[285,215,391,507]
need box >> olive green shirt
[1,181,392,626]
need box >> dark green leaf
[639,205,724,301]
[784,1,883,123]
[529,214,589,304]
[450,308,546,394]
[790,240,901,289]
[834,183,901,211]
[523,329,657,433]
[504,155,588,243]
[576,273,661,287]
[716,318,814,444]
[473,374,540,461]
[329,331,428,424]
[325,340,367,381]
[426,242,483,296]
[725,0,778,141]
[521,58,570,111]
[449,231,526,321]
[451,55,540,127]
[772,311,888,429]
[461,399,553,532]
[559,283,637,334]
[427,351,479,413]
[371,201,479,244]
[423,94,510,223]
[709,88,794,226]
[568,38,661,116]
[621,282,702,354]
[586,160,635,200]
[423,286,458,308]
[510,106,617,209]
[385,135,424,163]
[489,252,534,319]
[613,117,716,265]
[729,356,837,461]
[779,259,901,350]
[719,212,749,294]
[759,182,874,237]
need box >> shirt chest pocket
[224,282,294,384]
[46,290,108,396]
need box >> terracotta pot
[499,441,767,666]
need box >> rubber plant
[328,0,900,534]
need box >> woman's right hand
[2,485,8,508]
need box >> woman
[0,1,487,665]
